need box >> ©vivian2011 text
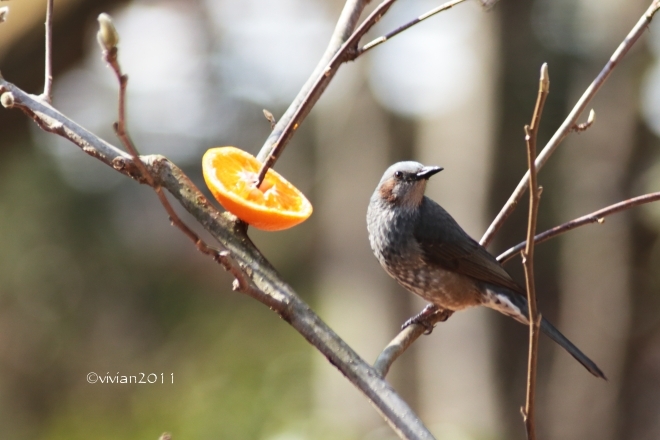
[87,372,174,384]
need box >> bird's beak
[415,166,443,180]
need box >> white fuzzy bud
[97,13,119,51]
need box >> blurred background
[1,0,660,439]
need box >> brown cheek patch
[379,178,398,204]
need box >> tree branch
[254,0,370,177]
[358,0,467,56]
[255,0,467,186]
[255,0,401,185]
[520,63,549,440]
[497,192,660,263]
[0,77,435,440]
[95,15,255,292]
[373,307,453,378]
[479,0,660,248]
[41,0,54,102]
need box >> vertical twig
[41,0,54,102]
[521,63,549,440]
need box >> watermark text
[87,372,174,384]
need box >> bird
[366,161,605,379]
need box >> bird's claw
[402,316,435,334]
[401,305,453,335]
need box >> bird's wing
[414,198,526,295]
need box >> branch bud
[540,63,550,93]
[0,6,9,24]
[97,13,119,52]
[587,109,596,125]
[1,92,15,108]
[263,109,276,129]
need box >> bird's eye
[394,171,403,179]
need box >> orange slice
[202,146,313,231]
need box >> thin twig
[373,307,453,378]
[520,63,549,440]
[41,0,54,102]
[497,192,660,263]
[359,0,467,55]
[480,0,660,248]
[0,76,436,440]
[100,35,252,291]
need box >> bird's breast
[367,203,481,310]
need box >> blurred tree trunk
[621,122,660,439]
[414,5,503,437]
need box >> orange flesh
[202,147,312,231]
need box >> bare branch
[520,63,549,440]
[497,192,660,263]
[41,0,54,102]
[480,0,660,248]
[373,306,453,378]
[254,0,469,186]
[0,77,436,440]
[96,15,268,307]
[359,0,467,56]
[254,0,469,187]
[255,0,402,186]
[255,0,370,174]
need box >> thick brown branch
[480,0,660,248]
[497,192,660,263]
[0,77,435,440]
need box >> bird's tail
[540,317,606,380]
[482,285,606,379]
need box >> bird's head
[375,161,443,210]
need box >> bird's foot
[402,304,453,335]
